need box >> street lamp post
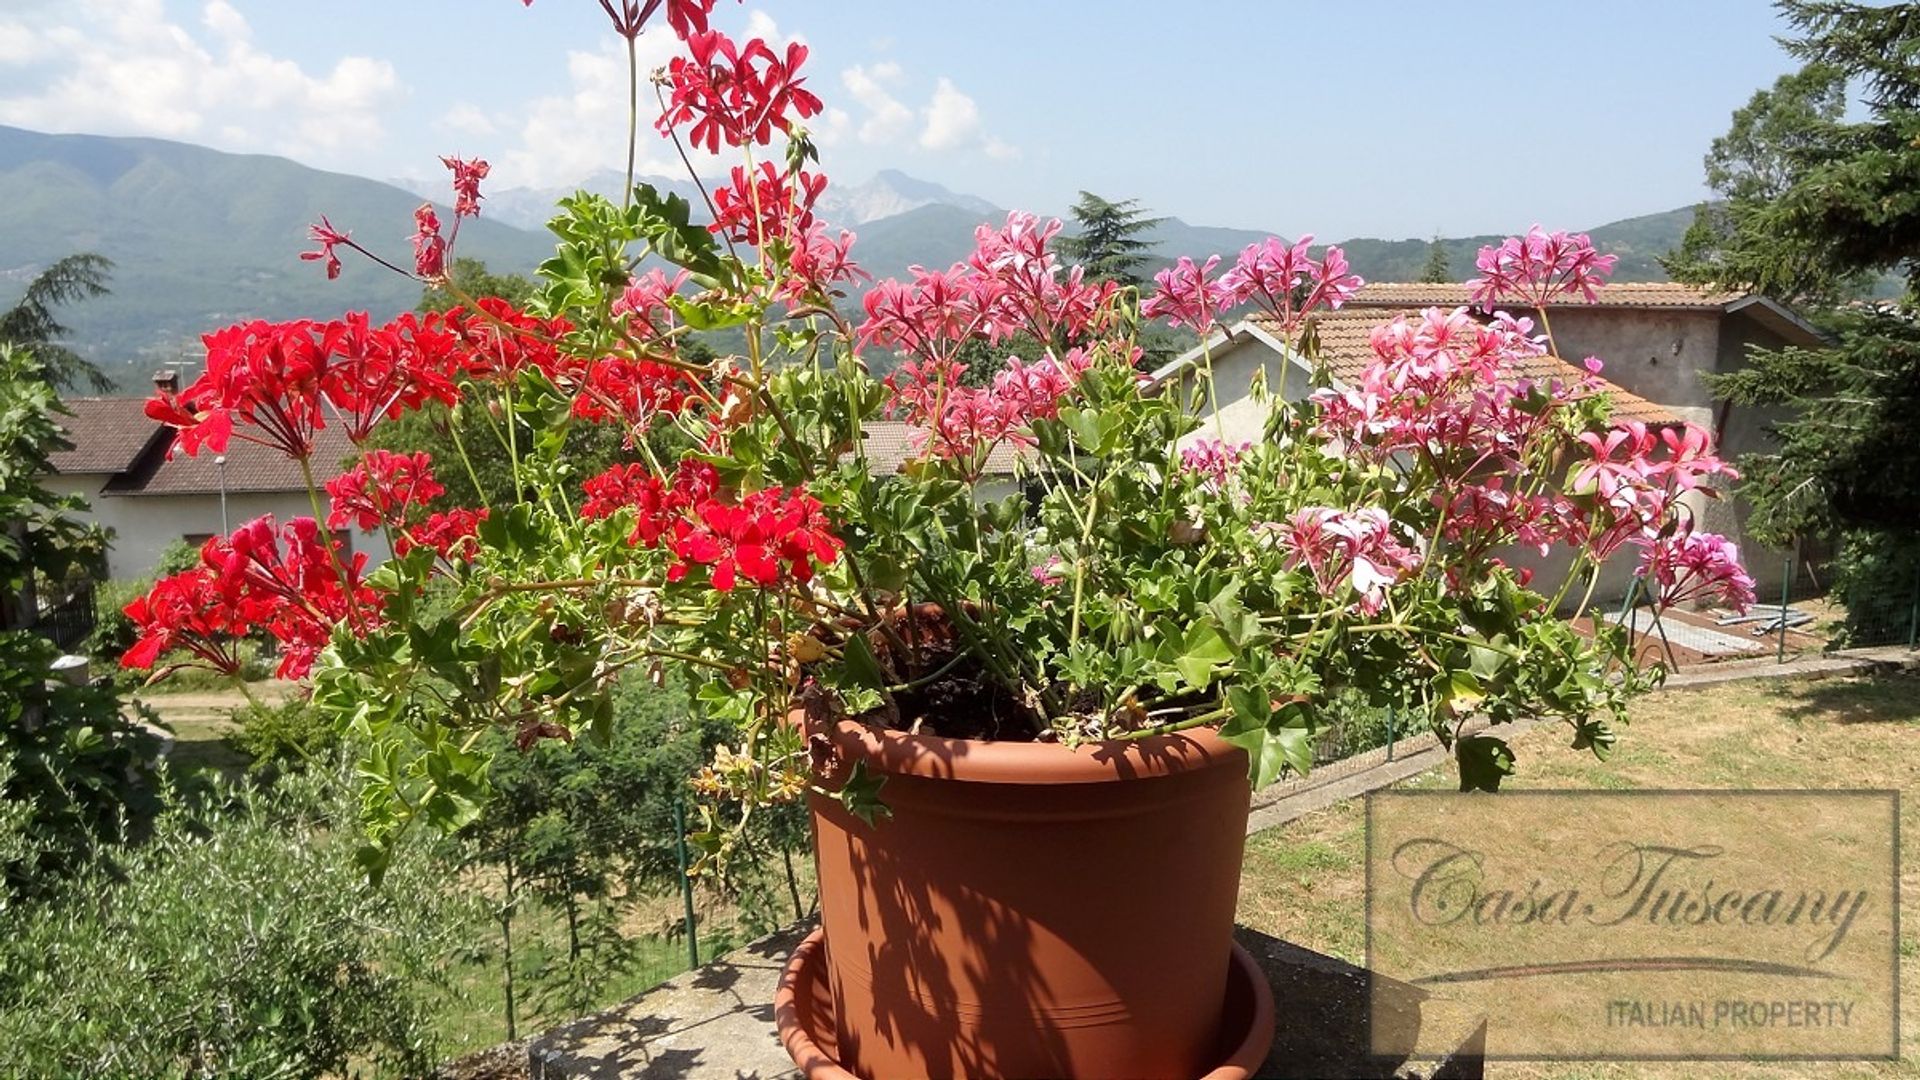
[215,455,229,534]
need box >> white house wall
[44,474,391,582]
[1170,334,1314,451]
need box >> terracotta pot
[793,712,1264,1078]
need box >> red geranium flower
[667,486,840,592]
[658,30,823,155]
[326,450,445,532]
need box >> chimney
[153,369,179,395]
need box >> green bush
[0,764,478,1079]
[230,697,339,776]
[0,631,162,895]
[1829,528,1920,648]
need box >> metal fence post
[1907,558,1920,651]
[1778,553,1795,664]
[1385,708,1395,762]
[673,798,700,969]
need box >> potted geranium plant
[121,3,1756,1076]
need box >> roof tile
[48,398,165,475]
[1261,309,1684,427]
[101,424,358,497]
[857,420,1022,477]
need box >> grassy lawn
[1236,670,1920,1079]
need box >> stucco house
[45,374,389,582]
[1155,282,1826,604]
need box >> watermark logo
[1366,790,1899,1060]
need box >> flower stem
[623,35,638,213]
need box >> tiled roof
[857,419,1023,477]
[47,398,167,475]
[1345,282,1745,310]
[102,425,358,497]
[1263,309,1684,427]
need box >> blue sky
[0,1,1801,239]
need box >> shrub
[0,631,162,895]
[0,764,477,1079]
[229,697,340,777]
[1829,528,1920,648]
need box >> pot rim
[801,708,1246,786]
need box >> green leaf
[1207,581,1261,649]
[632,182,726,283]
[841,634,887,692]
[835,760,891,827]
[1220,686,1314,788]
[1172,623,1234,689]
[1437,668,1485,710]
[1219,711,1313,790]
[1466,635,1510,680]
[1570,717,1617,761]
[1060,405,1123,457]
[1456,735,1515,792]
[1225,683,1269,730]
[353,843,392,888]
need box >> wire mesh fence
[448,794,816,1048]
[1822,532,1920,651]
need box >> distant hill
[0,125,554,389]
[0,126,1705,391]
[443,166,1006,232]
[841,205,1692,288]
[392,167,711,234]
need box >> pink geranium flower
[1141,255,1225,333]
[1468,225,1618,308]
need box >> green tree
[1665,63,1857,305]
[0,345,159,894]
[418,257,539,316]
[0,254,115,393]
[0,765,476,1077]
[1670,1,1920,642]
[456,674,739,1039]
[1056,192,1164,288]
[1418,235,1451,283]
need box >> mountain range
[395,166,1003,232]
[0,125,1697,392]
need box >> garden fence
[466,794,814,1041]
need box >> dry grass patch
[1234,670,1920,1078]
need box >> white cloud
[918,76,1018,160]
[836,64,1018,161]
[841,62,914,145]
[918,77,979,151]
[501,36,691,188]
[810,106,852,148]
[0,21,49,64]
[441,102,498,139]
[200,0,247,44]
[744,9,805,48]
[0,1,401,158]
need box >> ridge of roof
[1345,282,1747,310]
